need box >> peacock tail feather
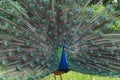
[0,0,120,79]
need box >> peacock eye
[66,0,72,4]
[17,65,22,70]
[63,37,67,41]
[112,20,118,25]
[18,19,23,25]
[2,75,8,80]
[99,45,105,50]
[84,19,89,24]
[72,20,78,25]
[59,16,64,22]
[109,49,114,54]
[75,9,80,14]
[11,10,16,15]
[30,62,35,67]
[29,4,35,10]
[109,40,115,45]
[87,8,93,14]
[35,58,40,63]
[65,24,70,29]
[94,21,100,26]
[22,55,28,61]
[32,17,38,22]
[48,31,53,36]
[17,47,22,52]
[50,23,55,28]
[79,39,84,44]
[47,10,52,16]
[69,32,74,37]
[77,31,83,35]
[77,0,83,3]
[58,5,63,10]
[30,0,36,3]
[68,12,73,17]
[26,41,32,46]
[98,31,104,37]
[116,56,120,60]
[44,0,50,5]
[58,28,63,33]
[8,51,14,56]
[54,37,58,41]
[16,31,22,37]
[89,49,94,54]
[2,59,8,65]
[42,19,47,25]
[89,40,95,45]
[104,24,110,29]
[38,48,43,52]
[40,7,45,12]
[1,1,6,5]
[26,31,31,37]
[4,41,11,46]
[30,52,36,57]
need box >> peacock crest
[0,0,120,80]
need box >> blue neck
[58,45,68,71]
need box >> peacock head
[63,44,67,49]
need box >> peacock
[0,0,120,80]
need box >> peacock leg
[60,74,63,80]
[54,75,56,80]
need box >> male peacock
[0,0,120,80]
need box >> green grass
[0,69,120,80]
[0,70,120,80]
[43,71,120,80]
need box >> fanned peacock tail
[0,0,120,80]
